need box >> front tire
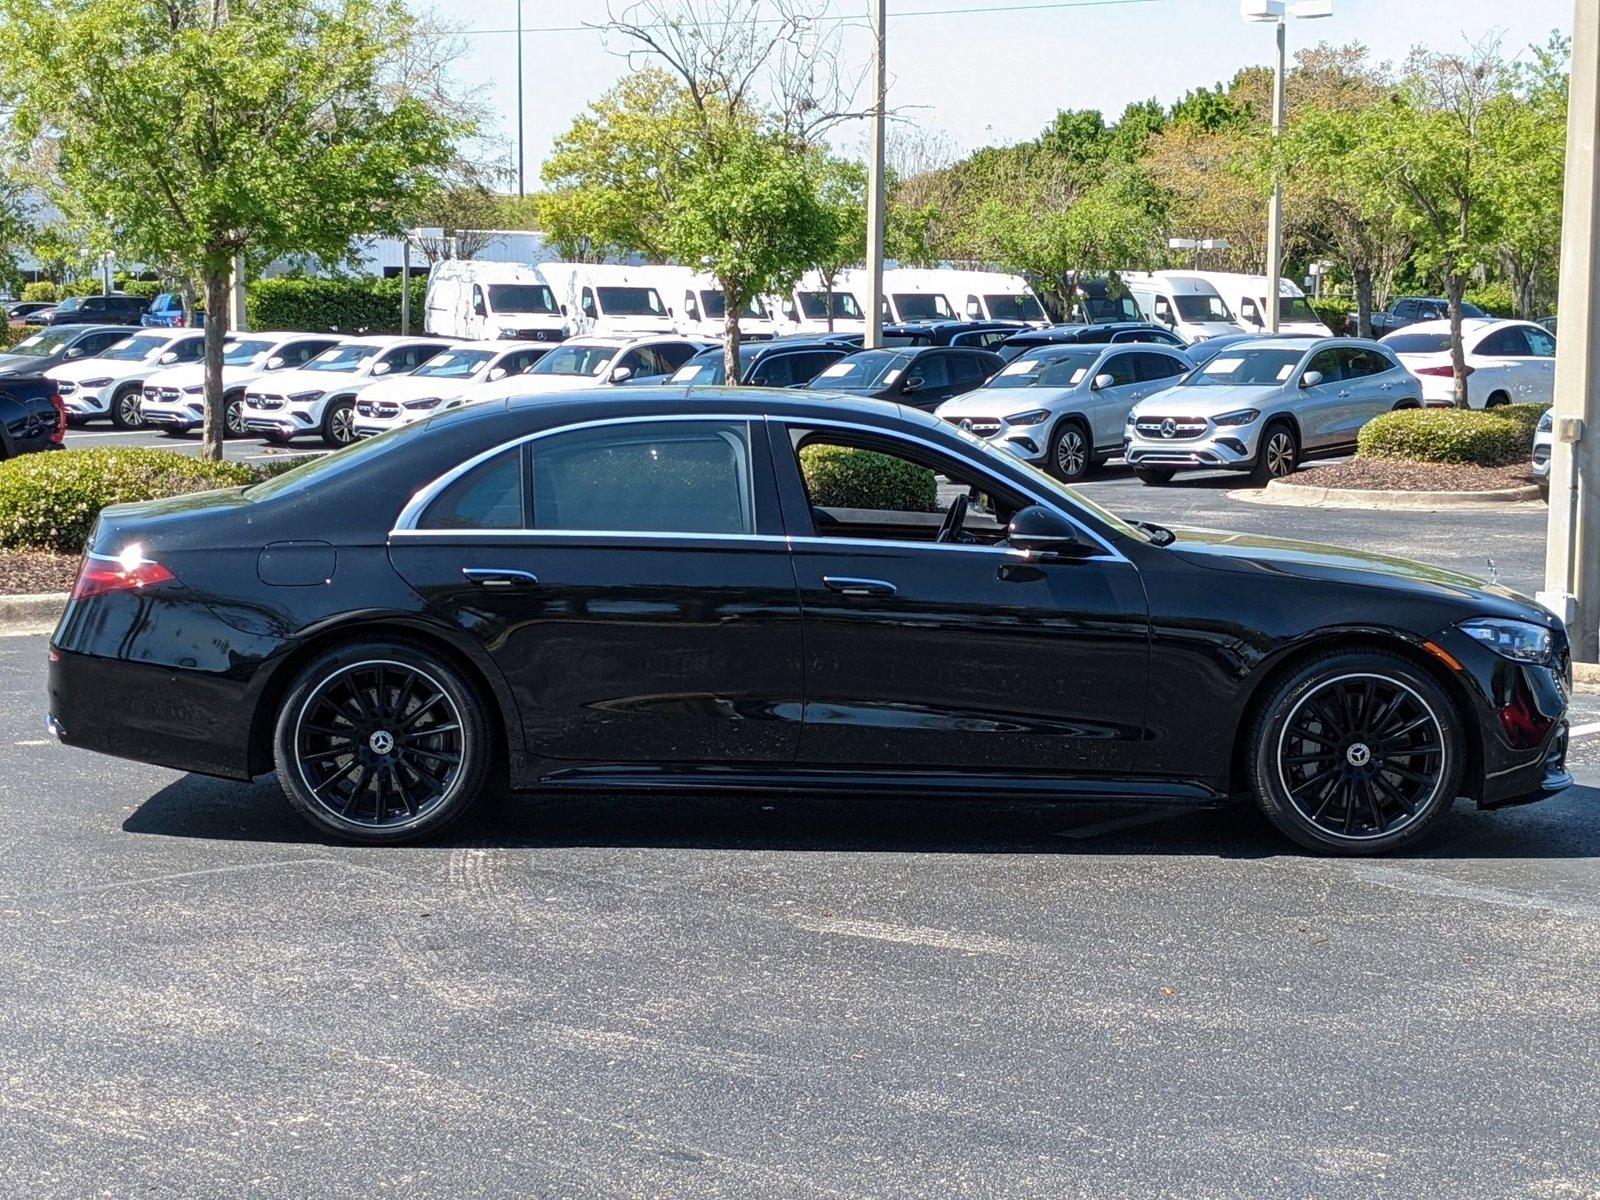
[224,393,246,439]
[1249,420,1298,485]
[109,386,144,429]
[273,641,493,844]
[1045,418,1092,482]
[321,398,356,448]
[1248,650,1463,855]
[1134,467,1175,486]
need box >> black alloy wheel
[274,642,491,843]
[1250,651,1461,853]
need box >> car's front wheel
[110,386,144,429]
[1248,649,1463,854]
[1134,467,1175,486]
[322,398,356,448]
[1249,420,1298,485]
[224,393,246,438]
[273,641,493,844]
[1046,419,1092,482]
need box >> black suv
[43,293,150,327]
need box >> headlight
[403,396,443,410]
[1459,618,1554,665]
[82,377,112,388]
[1537,409,1553,432]
[288,389,322,404]
[182,384,204,395]
[1213,408,1260,426]
[1004,409,1050,426]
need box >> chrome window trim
[389,410,1131,564]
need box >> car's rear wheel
[1046,418,1092,482]
[1134,467,1175,486]
[1248,650,1463,854]
[1249,420,1298,485]
[110,386,143,429]
[321,398,356,448]
[1485,391,1510,408]
[273,641,492,844]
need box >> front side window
[1174,294,1233,323]
[906,353,950,388]
[532,420,755,536]
[1099,353,1138,387]
[1303,349,1344,383]
[418,448,525,531]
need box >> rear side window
[1134,352,1187,382]
[531,420,755,536]
[908,353,950,388]
[787,350,845,384]
[1477,327,1531,357]
[418,448,525,531]
[749,354,796,388]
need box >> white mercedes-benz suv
[351,340,552,438]
[140,331,341,437]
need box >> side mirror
[371,361,392,376]
[66,346,84,358]
[159,351,177,363]
[1091,372,1116,391]
[559,303,568,316]
[1300,370,1324,388]
[488,366,507,381]
[609,366,633,384]
[265,356,285,369]
[1007,505,1083,558]
[472,300,487,317]
[901,376,923,393]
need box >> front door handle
[462,567,539,589]
[1337,389,1351,397]
[823,575,897,597]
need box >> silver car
[1123,337,1422,486]
[934,342,1193,481]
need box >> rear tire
[1248,649,1463,855]
[1045,418,1092,482]
[1134,467,1175,486]
[273,640,493,844]
[1249,420,1298,485]
[1485,391,1510,409]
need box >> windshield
[797,291,863,320]
[5,328,77,356]
[808,350,911,390]
[1384,332,1452,354]
[413,349,494,379]
[1461,302,1488,319]
[699,291,768,320]
[1081,296,1142,323]
[987,350,1101,389]
[486,283,558,315]
[55,297,83,313]
[1175,294,1234,323]
[303,344,379,373]
[596,286,666,317]
[99,334,168,362]
[984,293,1046,323]
[892,293,955,321]
[671,358,725,385]
[1280,296,1319,322]
[1184,347,1304,386]
[224,338,275,365]
[531,344,619,376]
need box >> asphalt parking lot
[1,466,1595,1197]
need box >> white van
[1191,271,1329,335]
[423,260,566,343]
[772,269,868,334]
[644,266,780,340]
[537,262,677,338]
[942,270,1050,327]
[1120,271,1245,343]
[833,268,963,325]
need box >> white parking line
[1567,721,1600,739]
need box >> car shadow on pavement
[121,773,1600,860]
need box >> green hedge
[1356,408,1529,467]
[0,324,42,350]
[247,275,428,334]
[799,444,939,511]
[1310,297,1354,333]
[20,281,58,303]
[0,448,255,554]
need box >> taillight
[49,394,66,444]
[72,547,175,600]
[1414,365,1475,377]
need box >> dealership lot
[1,477,1594,1198]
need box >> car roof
[339,334,451,347]
[1385,318,1502,335]
[1225,335,1371,352]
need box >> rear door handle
[1337,389,1351,397]
[462,568,539,588]
[823,576,897,597]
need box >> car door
[900,351,954,409]
[767,419,1149,774]
[1086,349,1145,451]
[1520,324,1558,404]
[1330,347,1392,440]
[388,416,805,765]
[1295,348,1347,447]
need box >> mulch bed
[1283,459,1541,493]
[0,550,79,596]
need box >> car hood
[504,372,608,395]
[144,363,263,389]
[0,353,58,375]
[47,356,147,382]
[1130,383,1279,417]
[1165,525,1552,621]
[357,374,475,403]
[937,385,1080,416]
[247,366,359,394]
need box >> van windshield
[984,294,1046,322]
[1280,295,1318,322]
[700,291,768,320]
[1080,296,1142,322]
[892,293,955,321]
[796,291,862,320]
[487,284,558,315]
[1175,295,1233,323]
[596,287,667,317]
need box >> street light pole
[1265,15,1286,332]
[516,0,525,198]
[863,0,887,351]
[1540,0,1600,658]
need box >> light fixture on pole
[1168,236,1230,270]
[1242,0,1333,332]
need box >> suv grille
[250,394,286,410]
[1135,416,1208,441]
[356,400,399,419]
[944,416,1002,438]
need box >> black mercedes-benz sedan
[47,389,1570,854]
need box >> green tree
[0,0,462,459]
[1487,34,1568,318]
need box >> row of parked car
[4,292,194,329]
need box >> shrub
[0,324,42,350]
[1356,408,1526,467]
[799,443,939,511]
[247,275,427,334]
[20,281,58,303]
[1465,281,1516,319]
[1488,402,1550,445]
[115,278,166,301]
[0,448,255,554]
[1309,297,1353,334]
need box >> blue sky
[445,0,1574,183]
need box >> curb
[1236,479,1546,510]
[0,592,67,633]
